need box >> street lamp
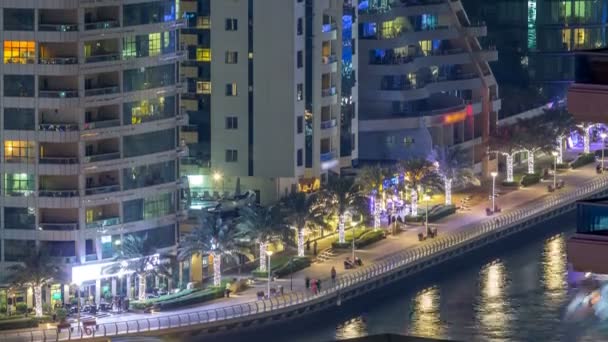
[265,250,273,298]
[551,151,558,188]
[212,172,224,192]
[423,195,431,235]
[601,133,607,172]
[491,171,498,213]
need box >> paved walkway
[4,155,603,332]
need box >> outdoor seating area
[343,257,363,270]
[548,179,566,192]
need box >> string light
[338,214,345,243]
[213,252,221,287]
[557,137,563,164]
[506,154,514,182]
[259,242,267,272]
[411,189,418,217]
[444,178,452,205]
[297,229,305,257]
[527,151,534,174]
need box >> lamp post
[212,172,224,192]
[551,151,558,188]
[265,250,273,298]
[423,195,431,235]
[491,171,498,212]
[601,133,607,172]
[72,283,81,329]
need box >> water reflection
[542,234,567,303]
[408,286,444,339]
[476,260,511,341]
[335,316,368,340]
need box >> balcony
[38,223,78,231]
[39,90,78,98]
[38,189,79,198]
[322,86,337,97]
[322,55,338,64]
[84,20,119,31]
[85,86,120,97]
[39,123,79,131]
[320,119,338,129]
[322,23,337,33]
[38,24,78,32]
[84,119,121,130]
[85,184,120,196]
[39,57,78,65]
[84,54,120,64]
[84,152,120,163]
[39,156,78,164]
[321,150,337,162]
[86,217,120,229]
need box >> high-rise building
[178,0,358,206]
[463,0,608,117]
[357,0,499,173]
[0,1,187,304]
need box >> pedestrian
[311,279,317,294]
[305,277,310,289]
[331,266,337,285]
[317,279,322,292]
[313,240,318,256]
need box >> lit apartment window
[197,81,211,94]
[297,83,303,101]
[226,83,237,96]
[4,140,34,163]
[149,33,161,56]
[3,41,35,64]
[404,137,415,147]
[123,36,137,58]
[225,116,238,129]
[225,149,238,162]
[225,18,238,31]
[225,51,238,64]
[197,17,211,29]
[196,48,211,62]
[4,173,34,196]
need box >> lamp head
[213,172,222,181]
[265,250,274,257]
[602,133,607,139]
[491,171,498,178]
[552,151,558,157]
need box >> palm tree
[7,249,64,317]
[356,164,392,229]
[178,212,245,287]
[280,192,324,257]
[103,234,172,301]
[490,125,526,182]
[434,147,480,205]
[398,158,442,215]
[518,115,554,174]
[238,205,286,272]
[546,108,574,164]
[321,176,367,243]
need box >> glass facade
[4,207,35,229]
[123,64,175,92]
[123,129,175,157]
[122,160,176,190]
[576,201,608,234]
[123,96,175,124]
[123,1,176,26]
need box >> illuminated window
[196,48,211,62]
[419,40,432,55]
[3,41,35,64]
[225,82,237,96]
[4,173,34,196]
[196,81,211,94]
[128,97,168,124]
[149,33,161,56]
[123,36,136,58]
[4,140,34,163]
[574,28,587,49]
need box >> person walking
[331,266,337,285]
[311,279,318,294]
[317,279,322,292]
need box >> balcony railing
[39,90,79,98]
[38,23,78,32]
[322,86,337,97]
[38,223,78,231]
[321,23,337,33]
[84,152,120,163]
[85,86,120,97]
[39,123,79,131]
[84,20,119,30]
[320,150,337,162]
[84,54,120,63]
[38,189,79,197]
[322,55,338,64]
[84,119,121,130]
[39,156,78,164]
[39,57,78,65]
[86,217,121,229]
[85,184,120,196]
[320,119,337,129]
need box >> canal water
[210,211,608,342]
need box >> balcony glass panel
[123,64,175,92]
[86,216,121,229]
[123,0,176,26]
[4,207,35,230]
[122,160,176,190]
[4,75,34,97]
[4,108,35,130]
[123,96,175,124]
[122,31,175,59]
[123,129,175,158]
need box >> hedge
[155,287,224,311]
[571,153,596,169]
[501,181,519,187]
[408,204,457,223]
[129,288,202,310]
[252,257,311,278]
[0,318,38,331]
[332,230,385,249]
[556,163,570,170]
[521,173,541,187]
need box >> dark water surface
[142,212,608,342]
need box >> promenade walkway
[0,158,603,341]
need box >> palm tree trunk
[373,197,381,231]
[557,137,563,164]
[297,228,305,257]
[410,189,418,216]
[527,150,534,174]
[584,126,590,154]
[33,285,43,317]
[213,253,222,287]
[506,154,514,182]
[259,242,267,272]
[138,274,147,301]
[444,178,452,205]
[338,214,345,243]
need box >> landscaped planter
[332,230,386,249]
[571,153,596,169]
[252,257,311,278]
[521,173,541,187]
[407,204,457,223]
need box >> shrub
[55,308,67,322]
[571,153,596,169]
[0,318,37,331]
[408,204,457,223]
[520,173,541,187]
[556,163,570,170]
[156,286,224,311]
[15,303,27,315]
[129,301,151,311]
[274,257,310,278]
[354,230,385,248]
[501,181,519,187]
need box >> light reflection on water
[476,260,512,342]
[408,286,445,339]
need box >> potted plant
[55,308,70,332]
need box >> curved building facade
[358,0,499,173]
[0,0,186,303]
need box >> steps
[314,248,336,263]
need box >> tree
[280,192,324,257]
[320,176,367,243]
[356,164,392,229]
[103,234,172,301]
[434,147,480,205]
[398,158,442,216]
[546,108,575,163]
[490,125,526,182]
[178,212,245,287]
[7,249,64,317]
[238,205,286,272]
[518,115,554,174]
